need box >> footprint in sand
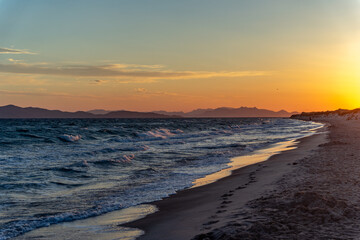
[203,220,219,226]
[221,193,233,198]
[216,210,227,214]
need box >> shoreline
[191,139,297,188]
[124,123,327,239]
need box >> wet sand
[125,123,329,239]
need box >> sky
[1,0,360,112]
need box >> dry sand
[124,119,360,240]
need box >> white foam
[138,128,178,140]
[109,154,135,163]
[58,134,81,142]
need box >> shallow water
[0,118,321,239]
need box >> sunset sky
[1,0,360,112]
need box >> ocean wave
[197,143,246,150]
[51,167,86,174]
[58,134,81,142]
[93,154,135,165]
[137,128,178,140]
[97,128,119,134]
[16,129,30,133]
[78,145,148,157]
[20,133,42,139]
[0,182,45,190]
[50,181,84,187]
[0,206,114,240]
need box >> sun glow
[332,40,360,109]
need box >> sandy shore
[125,122,332,239]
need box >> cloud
[0,62,270,80]
[91,79,107,85]
[115,79,159,84]
[134,88,181,97]
[103,63,164,70]
[0,90,98,99]
[134,88,147,93]
[8,58,23,63]
[0,47,35,54]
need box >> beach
[125,118,360,239]
[124,122,327,239]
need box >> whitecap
[58,134,81,142]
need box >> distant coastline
[0,105,296,119]
[291,108,360,121]
[0,105,178,119]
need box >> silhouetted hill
[0,105,94,118]
[291,108,360,120]
[102,111,179,118]
[152,110,186,116]
[154,107,297,118]
[0,105,297,119]
[0,105,178,119]
[87,109,111,115]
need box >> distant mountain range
[87,109,111,115]
[90,107,297,118]
[0,105,297,118]
[153,107,297,118]
[0,105,177,119]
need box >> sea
[0,118,322,239]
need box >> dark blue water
[0,118,321,239]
